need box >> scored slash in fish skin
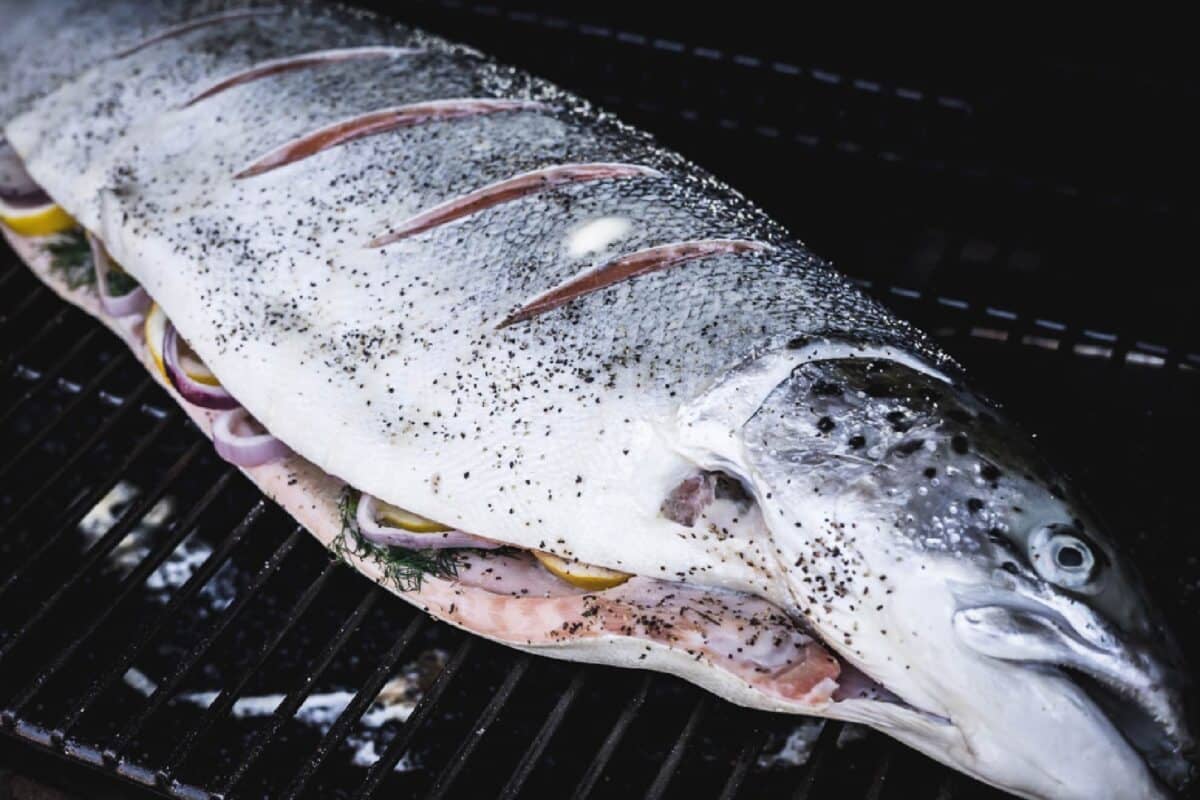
[367,162,664,246]
[112,7,286,59]
[234,98,551,179]
[498,238,774,327]
[183,46,418,108]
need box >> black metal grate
[2,4,1198,799]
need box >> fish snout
[953,600,1196,793]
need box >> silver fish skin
[0,1,265,123]
[1,2,1193,798]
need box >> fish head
[735,354,1194,799]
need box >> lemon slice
[533,551,631,590]
[375,500,453,533]
[0,202,76,237]
[144,303,220,386]
[144,303,168,380]
[0,139,76,237]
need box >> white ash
[757,718,825,769]
[121,649,447,772]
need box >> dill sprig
[42,228,144,296]
[43,228,95,289]
[335,487,460,591]
[106,268,140,296]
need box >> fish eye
[1028,524,1098,590]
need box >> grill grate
[2,4,1199,799]
[3,235,1197,800]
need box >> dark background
[2,4,1198,799]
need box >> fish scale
[2,2,1192,798]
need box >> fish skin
[0,1,262,124]
[1,2,1192,798]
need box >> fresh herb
[43,228,94,289]
[105,267,141,296]
[41,228,143,296]
[335,487,460,591]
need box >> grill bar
[791,722,843,800]
[0,305,68,374]
[645,695,711,800]
[280,613,428,800]
[216,586,383,796]
[423,654,532,800]
[0,406,173,599]
[4,466,236,721]
[353,638,475,800]
[497,669,588,800]
[0,349,131,478]
[106,527,304,762]
[717,727,768,800]
[863,750,893,800]
[59,498,268,738]
[0,283,48,338]
[0,263,22,292]
[0,432,197,673]
[156,558,341,787]
[0,377,154,535]
[0,325,102,431]
[572,672,653,800]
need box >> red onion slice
[212,407,291,466]
[0,137,52,210]
[356,493,502,550]
[86,232,150,317]
[162,319,239,409]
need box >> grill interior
[2,4,1198,799]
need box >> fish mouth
[952,600,1197,792]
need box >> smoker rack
[1,4,1198,799]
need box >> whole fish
[0,3,1193,797]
